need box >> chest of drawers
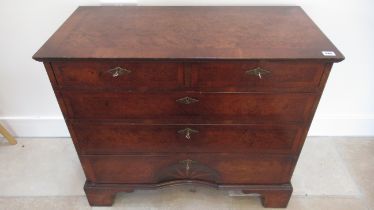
[33,6,344,208]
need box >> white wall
[0,0,373,137]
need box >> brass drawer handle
[245,67,270,79]
[177,128,199,140]
[107,67,131,77]
[176,96,199,105]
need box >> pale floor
[0,137,373,210]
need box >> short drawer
[71,122,303,154]
[62,91,317,123]
[190,61,326,92]
[52,61,184,90]
[80,154,294,184]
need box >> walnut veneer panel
[80,154,294,184]
[52,61,184,90]
[33,6,344,61]
[71,122,303,155]
[62,91,317,122]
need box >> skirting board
[308,116,374,136]
[0,117,69,138]
[0,116,373,137]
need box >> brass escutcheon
[176,96,199,105]
[107,66,131,77]
[245,67,270,79]
[177,128,199,140]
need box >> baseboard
[0,117,69,137]
[308,116,374,136]
[0,116,373,137]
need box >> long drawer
[71,122,303,154]
[80,154,294,184]
[62,91,317,123]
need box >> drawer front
[52,61,184,90]
[72,122,303,154]
[190,61,325,91]
[81,154,294,184]
[63,92,316,123]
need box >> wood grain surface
[33,6,344,61]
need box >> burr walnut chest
[33,6,344,208]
